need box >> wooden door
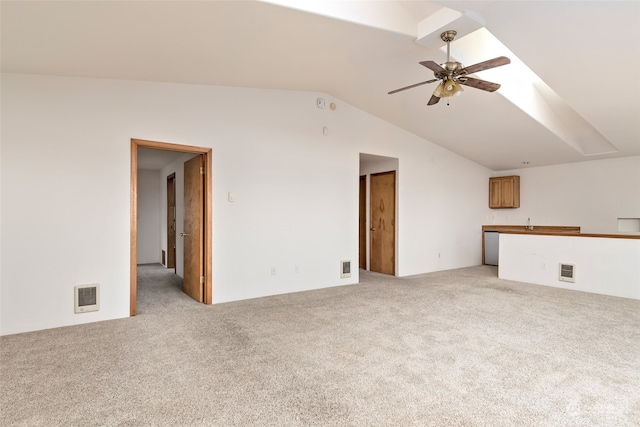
[166,173,176,269]
[359,176,366,268]
[370,171,395,275]
[183,155,204,302]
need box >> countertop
[482,225,640,240]
[481,225,640,265]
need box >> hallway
[136,264,193,315]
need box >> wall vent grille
[558,264,576,283]
[75,284,100,313]
[340,260,351,278]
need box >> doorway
[359,153,398,276]
[130,139,212,316]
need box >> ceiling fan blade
[460,56,510,75]
[420,60,446,73]
[458,76,501,92]
[427,95,441,106]
[388,79,438,95]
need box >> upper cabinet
[489,175,520,209]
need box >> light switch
[228,192,235,202]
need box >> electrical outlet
[271,267,276,275]
[294,265,299,273]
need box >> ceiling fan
[388,30,510,106]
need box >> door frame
[359,175,367,269]
[130,138,213,316]
[166,173,176,269]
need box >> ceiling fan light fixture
[434,79,464,98]
[449,81,464,97]
[433,81,446,98]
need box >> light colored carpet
[1,264,639,426]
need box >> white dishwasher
[484,231,499,266]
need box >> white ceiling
[2,1,639,171]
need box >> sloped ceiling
[2,0,638,171]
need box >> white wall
[492,157,640,233]
[396,144,492,275]
[1,73,492,335]
[137,169,161,264]
[499,234,640,300]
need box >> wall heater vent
[558,264,576,283]
[74,284,100,313]
[340,260,351,278]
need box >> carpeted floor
[1,264,639,426]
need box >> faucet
[527,218,534,231]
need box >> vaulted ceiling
[2,1,638,171]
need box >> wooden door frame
[359,175,367,269]
[166,173,176,269]
[130,138,213,316]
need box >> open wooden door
[370,171,395,275]
[182,155,204,302]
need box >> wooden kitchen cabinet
[489,175,520,208]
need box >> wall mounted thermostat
[316,98,325,109]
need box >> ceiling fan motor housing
[440,30,457,43]
[444,62,462,72]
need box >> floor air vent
[74,284,100,313]
[558,264,575,283]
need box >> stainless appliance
[484,231,499,266]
